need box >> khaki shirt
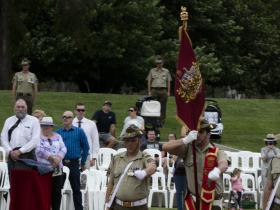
[267,157,280,199]
[108,151,153,201]
[181,143,227,195]
[146,68,172,88]
[12,71,38,94]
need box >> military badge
[176,62,202,103]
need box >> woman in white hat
[261,134,280,186]
[35,117,67,210]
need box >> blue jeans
[174,175,187,210]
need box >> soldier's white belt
[115,198,147,207]
[274,197,280,205]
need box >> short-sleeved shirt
[91,110,116,133]
[180,143,227,195]
[12,71,38,94]
[108,151,153,201]
[140,140,163,151]
[146,68,172,88]
[266,157,280,199]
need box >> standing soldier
[146,56,172,126]
[106,125,156,210]
[163,119,228,210]
[12,58,38,115]
[263,156,280,210]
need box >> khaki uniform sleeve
[217,150,228,163]
[107,157,115,185]
[267,161,273,182]
[146,69,152,81]
[167,70,172,81]
[178,144,188,158]
[12,73,18,84]
[33,74,38,84]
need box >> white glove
[208,167,221,181]
[182,130,198,144]
[134,170,147,180]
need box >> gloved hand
[182,130,198,144]
[134,170,147,180]
[208,167,221,181]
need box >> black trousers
[52,174,65,210]
[63,159,83,210]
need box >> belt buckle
[123,201,132,208]
[64,160,70,163]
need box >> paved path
[215,143,240,152]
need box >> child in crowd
[230,168,243,210]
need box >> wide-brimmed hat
[199,119,217,130]
[21,58,30,65]
[264,134,278,141]
[103,100,112,106]
[40,117,55,126]
[155,56,163,64]
[122,124,143,139]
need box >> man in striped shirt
[56,111,89,210]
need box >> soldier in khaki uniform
[163,119,228,210]
[146,56,172,126]
[105,125,156,210]
[12,58,38,115]
[263,157,280,210]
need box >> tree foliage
[1,0,279,95]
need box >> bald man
[1,99,40,170]
[56,111,89,210]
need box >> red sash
[185,147,219,210]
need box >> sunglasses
[76,109,85,112]
[128,109,134,112]
[266,141,276,145]
[62,116,73,119]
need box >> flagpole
[180,7,200,210]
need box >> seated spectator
[91,100,117,148]
[140,129,163,152]
[120,106,145,137]
[32,109,46,121]
[36,117,67,210]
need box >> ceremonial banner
[175,24,205,130]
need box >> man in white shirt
[73,103,100,168]
[1,99,40,169]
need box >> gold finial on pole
[180,6,188,22]
[179,6,188,40]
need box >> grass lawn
[0,90,280,152]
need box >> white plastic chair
[0,162,10,210]
[143,149,163,173]
[87,169,107,210]
[0,147,6,162]
[238,151,260,188]
[166,153,176,208]
[222,173,233,206]
[61,166,74,210]
[80,169,89,209]
[257,175,263,209]
[148,172,168,208]
[224,151,239,173]
[241,173,258,209]
[97,148,117,171]
[116,148,127,155]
